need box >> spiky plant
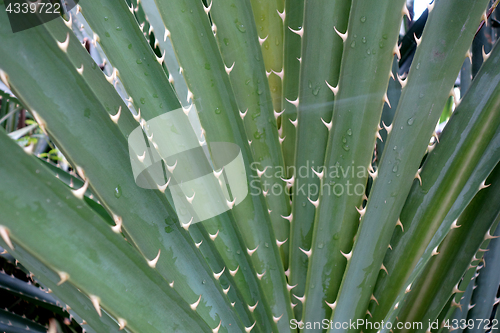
[0,0,500,332]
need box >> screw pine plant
[0,0,499,332]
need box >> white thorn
[370,294,379,305]
[186,192,195,204]
[258,35,268,46]
[111,214,123,233]
[190,295,202,311]
[273,68,284,80]
[299,247,312,258]
[225,62,235,75]
[110,106,121,124]
[381,263,388,274]
[118,318,127,330]
[164,28,171,41]
[277,9,285,22]
[273,314,283,323]
[402,5,411,20]
[239,108,248,119]
[355,205,366,218]
[187,89,194,103]
[405,283,412,293]
[64,13,73,29]
[229,266,239,276]
[133,109,141,122]
[245,322,256,332]
[279,136,286,144]
[452,283,462,294]
[157,51,165,64]
[92,32,100,46]
[369,168,378,180]
[0,226,14,250]
[204,1,212,14]
[213,267,225,280]
[89,295,101,316]
[72,179,89,199]
[450,219,461,229]
[431,246,440,256]
[415,170,422,186]
[212,321,222,333]
[288,26,303,37]
[383,93,391,108]
[294,294,306,303]
[334,26,348,42]
[248,301,258,312]
[76,64,84,75]
[289,117,298,127]
[147,250,161,268]
[181,217,194,231]
[321,117,333,131]
[308,196,319,208]
[213,168,224,179]
[325,80,339,95]
[212,24,217,35]
[325,300,337,310]
[287,283,297,291]
[479,179,490,190]
[156,178,171,193]
[195,240,203,248]
[226,198,236,209]
[223,286,230,295]
[57,33,70,53]
[341,250,352,261]
[209,230,219,241]
[393,43,401,60]
[286,97,299,108]
[414,33,422,47]
[311,167,324,179]
[281,213,293,222]
[256,166,268,177]
[284,268,290,277]
[382,121,393,134]
[166,160,177,173]
[247,244,259,256]
[57,272,70,285]
[274,108,285,119]
[396,218,404,232]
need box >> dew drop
[115,185,122,198]
[223,38,229,46]
[416,62,420,69]
[342,144,350,151]
[116,27,122,31]
[205,63,211,70]
[153,93,158,98]
[264,43,269,49]
[350,41,356,48]
[383,34,388,40]
[105,32,110,37]
[392,165,398,172]
[236,250,241,254]
[367,49,371,55]
[202,280,206,284]
[360,16,366,23]
[393,145,397,150]
[407,117,414,125]
[128,44,132,49]
[379,41,384,49]
[318,242,324,249]
[347,128,352,136]
[104,16,108,21]
[308,80,312,89]
[265,242,269,248]
[362,37,367,44]
[342,137,347,143]
[136,59,143,64]
[140,98,146,104]
[245,79,251,85]
[215,108,221,114]
[253,131,261,139]
[312,86,320,96]
[302,202,306,207]
[84,108,91,118]
[333,233,339,240]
